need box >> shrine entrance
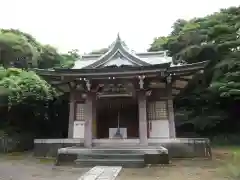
[96,97,139,139]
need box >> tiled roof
[72,34,172,69]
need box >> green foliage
[0,28,78,69]
[0,30,39,68]
[212,134,240,145]
[57,50,79,68]
[149,37,169,52]
[150,6,240,132]
[38,45,61,69]
[0,29,79,139]
[0,68,57,105]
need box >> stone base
[144,151,169,164]
[56,146,169,168]
[34,138,211,159]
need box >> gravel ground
[0,155,89,180]
[117,159,229,180]
[0,152,234,180]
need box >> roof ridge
[82,34,150,68]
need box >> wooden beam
[172,87,182,91]
[57,84,70,92]
[172,89,180,95]
[179,75,193,80]
[172,80,188,89]
[149,82,166,88]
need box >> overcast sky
[0,0,239,53]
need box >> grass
[37,157,56,164]
[214,146,240,179]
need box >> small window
[75,103,85,121]
[155,101,167,119]
[147,101,167,120]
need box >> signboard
[73,121,85,138]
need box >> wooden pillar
[92,96,97,139]
[167,99,176,138]
[68,91,75,138]
[84,92,95,147]
[138,91,148,145]
[167,76,176,138]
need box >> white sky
[0,0,239,54]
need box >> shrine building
[35,34,208,148]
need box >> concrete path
[78,166,122,180]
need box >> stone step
[75,158,145,168]
[77,153,144,160]
[89,150,143,154]
[56,146,169,167]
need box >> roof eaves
[167,61,209,74]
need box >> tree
[56,49,80,69]
[68,49,81,59]
[0,28,77,69]
[0,67,60,138]
[0,68,57,105]
[0,30,39,68]
[149,5,240,134]
[0,29,77,139]
[38,45,62,69]
[148,37,169,52]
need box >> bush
[211,134,240,146]
[0,132,34,153]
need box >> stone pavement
[78,166,122,180]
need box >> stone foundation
[56,146,169,167]
[34,138,211,158]
[34,139,83,157]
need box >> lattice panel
[75,103,85,121]
[147,102,156,120]
[155,101,167,119]
[147,101,167,120]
